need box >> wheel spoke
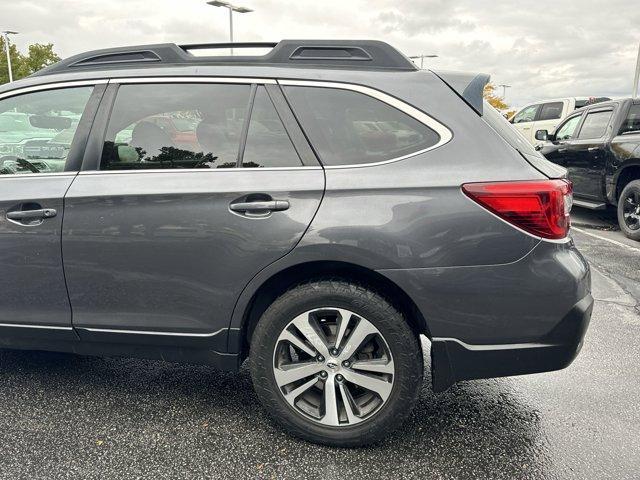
[321,376,340,425]
[274,361,324,388]
[334,308,353,351]
[342,369,393,400]
[284,376,319,402]
[291,313,330,358]
[351,358,394,375]
[338,317,377,360]
[279,330,316,357]
[338,382,359,424]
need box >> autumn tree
[483,82,509,111]
[0,38,60,85]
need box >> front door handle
[230,200,290,213]
[6,208,57,221]
[587,147,599,152]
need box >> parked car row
[509,96,610,144]
[534,98,640,240]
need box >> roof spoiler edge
[431,71,490,115]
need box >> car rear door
[0,82,104,339]
[61,79,323,348]
[566,106,615,199]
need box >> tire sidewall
[618,180,640,240]
[249,281,423,447]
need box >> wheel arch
[230,260,431,359]
[615,161,640,203]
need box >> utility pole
[2,30,18,83]
[409,54,438,69]
[206,1,253,55]
[498,84,511,100]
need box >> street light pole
[206,1,253,55]
[409,54,438,69]
[633,41,640,99]
[498,84,511,100]
[2,30,18,83]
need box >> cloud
[1,0,639,106]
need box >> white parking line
[572,227,640,253]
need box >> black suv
[537,98,640,239]
[0,40,592,446]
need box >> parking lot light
[1,30,18,83]
[409,54,438,69]
[206,1,253,55]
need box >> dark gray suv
[0,40,592,446]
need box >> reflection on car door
[566,107,614,199]
[0,84,102,338]
[62,81,324,349]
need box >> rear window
[577,110,613,139]
[538,102,563,121]
[481,101,538,156]
[283,86,440,166]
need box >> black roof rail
[32,40,418,77]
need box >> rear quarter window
[283,86,440,166]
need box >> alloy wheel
[623,191,640,230]
[272,307,395,426]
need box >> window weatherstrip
[277,79,453,168]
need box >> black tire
[617,179,640,241]
[249,279,423,447]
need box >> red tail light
[462,180,572,240]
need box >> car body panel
[62,169,324,341]
[0,174,75,331]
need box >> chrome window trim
[0,172,78,179]
[0,79,107,101]
[278,79,453,169]
[0,322,73,331]
[79,166,322,175]
[110,76,277,85]
[79,327,225,338]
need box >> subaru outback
[0,40,592,446]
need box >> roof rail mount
[32,40,418,77]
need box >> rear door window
[101,83,251,170]
[283,86,440,166]
[577,110,613,139]
[618,104,640,136]
[538,102,564,121]
[242,87,302,168]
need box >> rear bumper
[430,293,593,392]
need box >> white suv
[509,97,609,144]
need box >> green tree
[483,82,509,111]
[0,38,60,85]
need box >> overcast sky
[2,0,639,107]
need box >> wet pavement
[0,209,638,479]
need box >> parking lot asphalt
[0,209,638,480]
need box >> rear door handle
[230,200,290,213]
[6,208,57,221]
[587,147,599,152]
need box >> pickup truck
[536,98,640,240]
[509,96,609,144]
